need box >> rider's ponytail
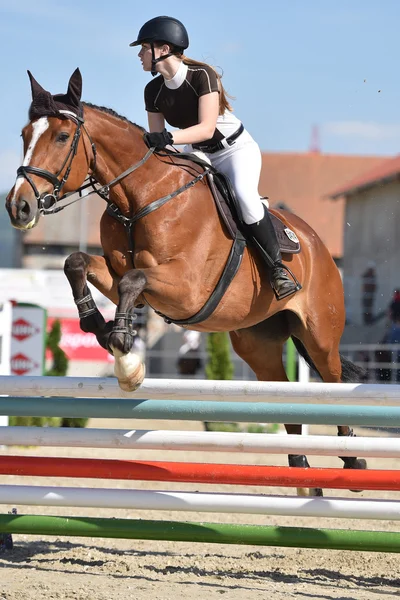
[154,42,234,115]
[180,55,234,115]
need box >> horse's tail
[291,337,367,383]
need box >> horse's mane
[82,101,200,177]
[83,102,145,132]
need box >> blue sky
[0,0,399,191]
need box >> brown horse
[6,69,366,496]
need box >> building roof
[329,154,400,199]
[21,151,388,260]
[259,152,388,258]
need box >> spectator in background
[361,261,376,325]
[386,292,400,346]
[177,330,202,376]
[376,289,400,382]
[389,289,400,323]
[132,326,146,362]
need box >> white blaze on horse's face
[11,117,49,203]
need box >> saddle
[207,171,301,254]
[178,151,301,255]
[107,148,301,326]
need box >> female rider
[130,16,297,300]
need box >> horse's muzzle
[7,197,39,230]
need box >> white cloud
[323,121,400,141]
[0,150,20,193]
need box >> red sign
[11,352,39,375]
[47,318,113,362]
[12,318,40,341]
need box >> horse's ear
[27,70,48,100]
[66,68,82,107]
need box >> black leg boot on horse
[248,208,301,300]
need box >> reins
[15,109,246,326]
[16,110,210,231]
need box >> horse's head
[6,68,91,230]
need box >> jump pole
[2,375,400,405]
[1,515,399,553]
[1,427,399,457]
[2,456,400,491]
[2,397,400,426]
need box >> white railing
[340,343,400,384]
[142,332,400,384]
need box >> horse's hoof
[296,487,323,497]
[343,457,367,492]
[111,347,146,392]
[118,362,145,392]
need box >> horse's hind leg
[64,252,120,350]
[289,313,367,485]
[229,316,322,497]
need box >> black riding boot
[248,209,300,300]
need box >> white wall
[343,181,400,325]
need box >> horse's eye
[57,132,70,143]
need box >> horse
[5,69,366,496]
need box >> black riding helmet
[130,16,189,76]
[130,16,189,49]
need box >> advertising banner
[10,305,46,376]
[47,317,112,363]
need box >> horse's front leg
[64,252,120,351]
[107,269,147,392]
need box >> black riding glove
[143,129,174,150]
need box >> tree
[46,319,88,429]
[204,332,236,431]
[205,332,234,380]
[45,319,68,377]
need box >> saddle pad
[270,213,301,254]
[207,173,300,254]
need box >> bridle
[15,109,158,216]
[16,110,95,215]
[14,106,249,328]
[15,108,209,221]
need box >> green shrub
[11,319,87,429]
[204,332,234,431]
[9,415,61,427]
[46,319,88,429]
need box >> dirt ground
[0,418,399,600]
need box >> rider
[130,16,297,300]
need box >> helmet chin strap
[150,43,174,76]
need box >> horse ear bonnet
[28,68,83,121]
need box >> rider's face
[138,43,169,72]
[138,43,153,71]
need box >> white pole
[0,484,398,520]
[0,427,398,457]
[0,301,12,430]
[298,356,310,435]
[1,376,400,405]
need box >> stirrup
[271,265,302,301]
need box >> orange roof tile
[329,155,400,199]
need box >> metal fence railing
[340,343,400,384]
[144,336,400,384]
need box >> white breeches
[185,128,265,225]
